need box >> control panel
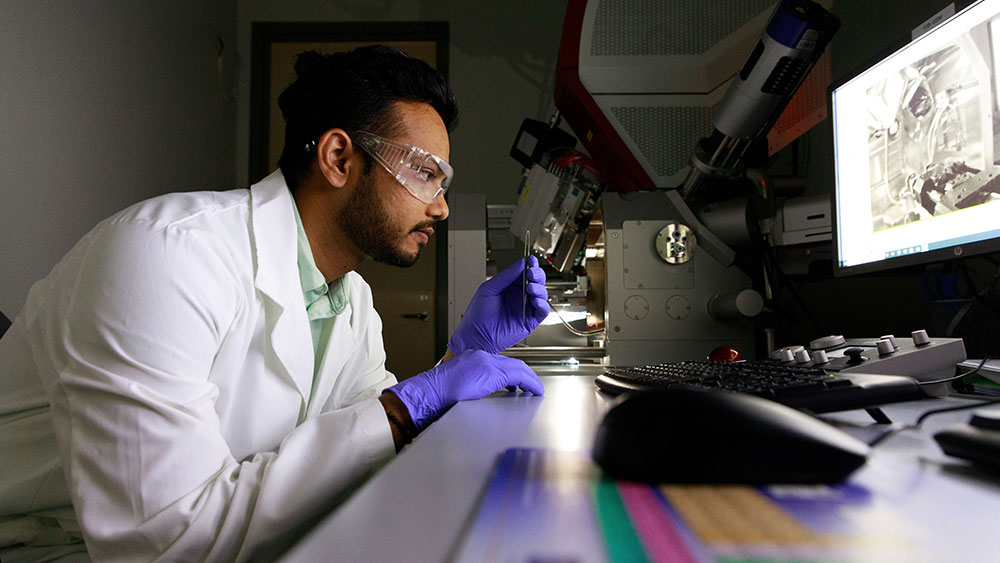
[770,330,967,385]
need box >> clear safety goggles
[352,131,453,204]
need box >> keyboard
[595,360,925,413]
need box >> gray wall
[0,1,239,316]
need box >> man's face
[338,101,450,267]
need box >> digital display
[831,0,1000,275]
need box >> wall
[0,1,239,316]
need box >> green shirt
[290,194,350,377]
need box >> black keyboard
[596,360,925,413]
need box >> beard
[338,169,433,267]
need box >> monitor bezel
[829,0,1000,277]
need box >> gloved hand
[387,349,544,430]
[448,256,550,355]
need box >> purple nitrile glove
[386,349,544,430]
[448,256,550,355]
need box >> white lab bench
[280,374,1000,562]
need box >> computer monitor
[830,0,1000,276]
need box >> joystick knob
[912,329,931,346]
[843,347,866,364]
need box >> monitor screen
[831,0,1000,276]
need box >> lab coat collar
[249,170,314,402]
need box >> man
[0,45,550,561]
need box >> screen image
[832,0,1000,273]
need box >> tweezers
[523,229,530,324]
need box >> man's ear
[315,129,356,188]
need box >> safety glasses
[352,131,453,204]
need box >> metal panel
[602,192,757,365]
[622,220,695,289]
[591,0,777,56]
[610,105,716,183]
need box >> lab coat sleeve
[29,219,394,562]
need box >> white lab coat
[0,171,397,561]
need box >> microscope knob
[880,334,898,348]
[770,347,796,362]
[912,329,931,346]
[876,338,895,355]
[794,348,811,363]
[810,335,846,350]
[811,350,830,364]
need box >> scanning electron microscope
[502,0,840,367]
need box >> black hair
[277,45,459,190]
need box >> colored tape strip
[617,482,698,563]
[592,476,648,562]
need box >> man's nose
[429,193,449,221]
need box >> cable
[865,358,997,447]
[959,260,1000,316]
[918,357,990,386]
[983,255,1000,295]
[866,397,1000,447]
[915,397,1000,426]
[550,307,605,337]
[759,236,826,338]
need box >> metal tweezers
[523,229,530,323]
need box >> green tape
[592,476,648,562]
